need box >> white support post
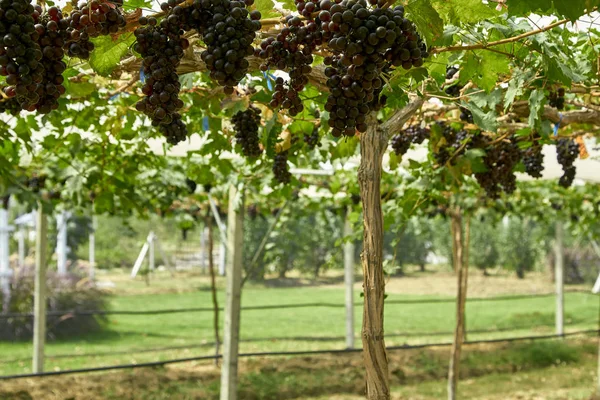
[555,222,564,336]
[343,207,355,349]
[149,231,155,271]
[33,206,48,373]
[220,185,244,400]
[18,225,26,269]
[56,211,68,276]
[89,216,96,281]
[131,232,153,278]
[219,238,226,276]
[0,206,14,310]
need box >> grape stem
[431,18,571,54]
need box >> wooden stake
[555,222,564,336]
[220,185,244,400]
[33,205,48,373]
[344,206,355,349]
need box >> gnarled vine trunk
[358,112,390,400]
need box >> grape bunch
[459,106,473,123]
[522,143,544,178]
[321,3,427,136]
[446,66,458,80]
[195,0,261,94]
[33,8,70,114]
[474,139,521,198]
[304,125,320,149]
[556,138,579,187]
[549,88,565,110]
[66,0,126,59]
[0,95,22,114]
[390,124,429,156]
[272,151,292,184]
[134,13,188,144]
[185,178,197,194]
[257,15,322,115]
[232,106,262,158]
[0,0,42,110]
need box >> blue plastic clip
[553,113,563,137]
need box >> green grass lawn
[1,274,598,376]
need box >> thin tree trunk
[358,112,389,400]
[206,213,221,366]
[462,216,471,342]
[448,208,467,400]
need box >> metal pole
[343,206,355,349]
[33,206,48,373]
[555,222,564,336]
[220,185,244,400]
[89,216,96,280]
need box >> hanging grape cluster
[67,0,126,59]
[257,15,322,115]
[323,3,427,136]
[522,141,544,178]
[193,0,261,94]
[0,0,42,110]
[0,0,126,114]
[304,125,320,149]
[556,138,579,187]
[232,106,262,158]
[474,138,521,198]
[549,88,565,110]
[390,124,429,156]
[272,150,292,184]
[134,12,188,145]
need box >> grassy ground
[0,268,597,377]
[1,338,598,399]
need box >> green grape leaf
[527,89,546,128]
[89,34,135,77]
[406,0,444,46]
[431,0,499,25]
[463,102,498,132]
[254,0,280,18]
[460,51,509,92]
[124,0,152,9]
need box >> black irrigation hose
[0,329,597,381]
[0,290,592,319]
[5,319,596,364]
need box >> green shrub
[0,267,108,340]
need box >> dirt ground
[1,340,595,400]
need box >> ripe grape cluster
[34,8,70,114]
[549,88,565,110]
[522,143,544,178]
[474,139,520,198]
[304,125,320,149]
[67,0,126,59]
[0,0,41,111]
[272,151,292,184]
[459,106,473,123]
[257,15,322,115]
[322,2,427,136]
[556,138,579,187]
[232,106,262,157]
[134,12,188,144]
[195,0,261,94]
[390,124,429,156]
[0,0,127,115]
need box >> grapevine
[522,142,544,178]
[390,124,429,156]
[272,150,292,184]
[304,125,320,149]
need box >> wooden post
[148,231,155,271]
[219,237,227,276]
[33,206,48,373]
[0,203,13,310]
[56,211,68,275]
[447,208,467,400]
[555,222,564,336]
[206,214,221,365]
[18,225,26,268]
[89,216,96,280]
[220,185,244,400]
[344,206,355,349]
[200,223,207,273]
[358,112,390,400]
